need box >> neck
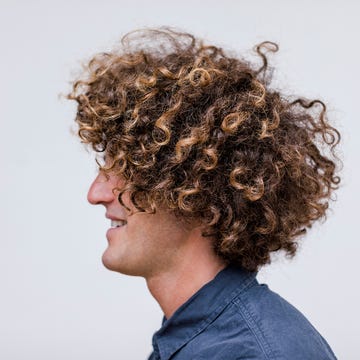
[145,236,226,319]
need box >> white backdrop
[0,0,359,359]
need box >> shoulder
[181,282,337,360]
[233,282,336,359]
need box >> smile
[111,219,127,228]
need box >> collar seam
[156,272,258,360]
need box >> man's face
[87,171,192,278]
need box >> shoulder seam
[232,294,279,360]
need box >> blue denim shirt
[148,266,337,360]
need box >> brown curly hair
[68,28,342,272]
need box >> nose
[87,171,115,205]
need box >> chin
[101,250,144,277]
[102,249,121,271]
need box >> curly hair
[68,28,342,272]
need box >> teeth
[111,220,127,228]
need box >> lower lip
[106,225,127,240]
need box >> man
[68,28,340,359]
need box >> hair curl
[68,28,342,272]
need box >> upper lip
[105,213,127,222]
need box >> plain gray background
[1,0,359,359]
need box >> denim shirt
[148,266,337,360]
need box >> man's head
[68,28,341,273]
[87,168,224,278]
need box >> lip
[104,213,128,242]
[106,223,127,241]
[105,213,127,222]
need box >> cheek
[126,209,189,252]
[126,214,166,249]
[129,217,159,244]
[119,191,137,212]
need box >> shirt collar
[151,266,258,360]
